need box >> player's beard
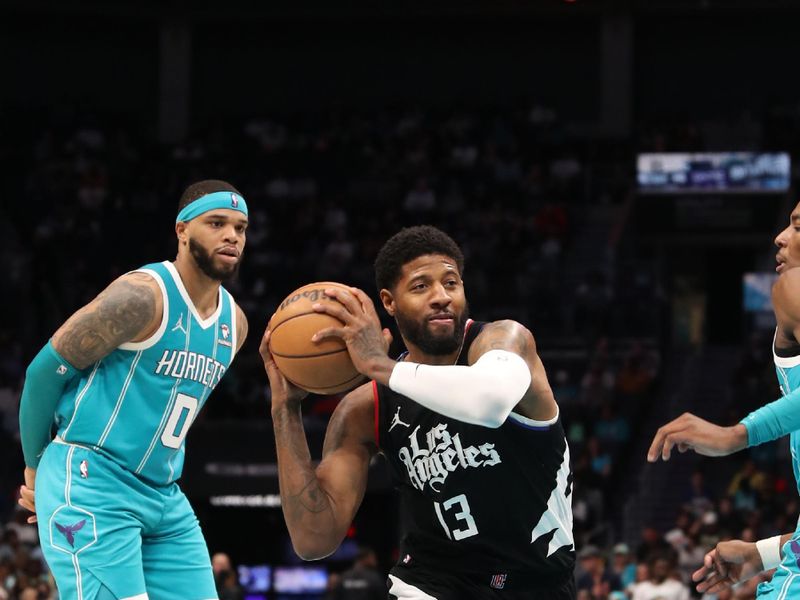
[395,303,469,356]
[189,238,241,281]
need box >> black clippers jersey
[374,321,575,582]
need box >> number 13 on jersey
[434,494,478,541]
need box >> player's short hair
[374,225,465,292]
[178,180,242,212]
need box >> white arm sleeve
[387,349,532,428]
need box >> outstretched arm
[647,413,748,462]
[650,271,800,463]
[261,330,376,560]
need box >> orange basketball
[268,282,362,395]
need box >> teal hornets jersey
[54,261,238,486]
[773,332,800,499]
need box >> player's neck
[402,339,462,366]
[172,256,221,318]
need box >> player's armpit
[467,319,536,364]
[278,383,376,560]
[235,304,248,353]
[52,272,162,370]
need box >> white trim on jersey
[508,406,560,428]
[119,268,170,351]
[61,362,101,441]
[773,328,800,369]
[120,595,149,600]
[162,261,223,330]
[776,564,798,600]
[228,289,238,359]
[97,350,143,447]
[531,439,574,556]
[136,313,192,476]
[387,575,438,600]
[53,436,92,451]
[47,446,99,599]
[166,310,224,484]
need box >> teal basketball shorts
[35,438,218,600]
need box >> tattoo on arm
[289,476,332,515]
[470,320,534,362]
[53,276,157,369]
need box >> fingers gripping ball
[268,282,362,395]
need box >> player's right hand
[18,467,37,524]
[647,412,748,462]
[260,328,308,408]
[692,540,762,594]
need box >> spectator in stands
[329,545,385,600]
[727,459,768,512]
[635,527,673,564]
[576,545,623,599]
[615,343,656,402]
[683,470,714,517]
[212,552,243,600]
[629,554,690,600]
[594,402,630,446]
[610,543,637,590]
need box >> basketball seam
[271,348,348,359]
[270,310,327,332]
[284,370,363,394]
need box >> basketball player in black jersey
[261,226,576,599]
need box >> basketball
[268,281,362,395]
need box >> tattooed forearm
[53,276,157,369]
[287,476,333,517]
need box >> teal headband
[176,191,249,223]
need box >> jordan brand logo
[389,406,410,432]
[55,520,86,547]
[172,314,187,334]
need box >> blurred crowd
[2,98,795,599]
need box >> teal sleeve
[18,341,80,468]
[740,385,800,447]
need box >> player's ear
[175,221,189,245]
[379,288,395,316]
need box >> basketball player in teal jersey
[17,180,249,600]
[647,201,800,598]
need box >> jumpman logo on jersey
[389,407,410,432]
[55,520,86,547]
[171,313,187,334]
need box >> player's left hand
[647,412,748,462]
[260,329,309,410]
[311,287,394,382]
[692,540,762,594]
[18,467,37,524]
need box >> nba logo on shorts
[490,574,507,590]
[230,193,239,208]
